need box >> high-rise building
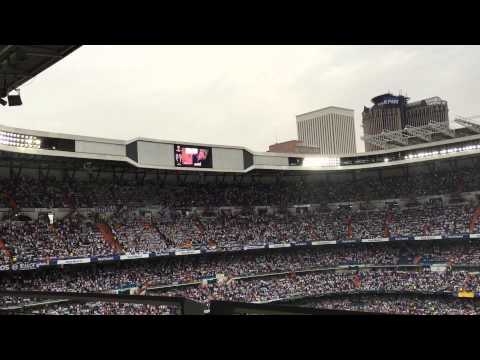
[362,93,449,152]
[295,106,356,155]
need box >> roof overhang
[0,45,81,96]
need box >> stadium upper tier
[1,123,480,173]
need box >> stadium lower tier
[2,202,480,265]
[2,269,479,315]
[2,240,480,315]
[155,270,478,306]
[2,241,480,295]
[6,302,179,315]
[297,294,480,315]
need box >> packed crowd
[3,268,479,314]
[110,212,168,254]
[15,302,178,315]
[0,214,114,264]
[2,240,480,309]
[4,241,480,293]
[2,203,478,264]
[387,205,473,236]
[301,295,480,315]
[1,166,480,210]
[158,270,480,305]
[0,245,390,299]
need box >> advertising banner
[292,242,308,247]
[445,234,469,240]
[361,238,389,243]
[174,249,201,256]
[56,258,91,265]
[414,235,442,241]
[119,253,150,260]
[338,240,359,244]
[268,243,291,249]
[430,263,448,272]
[95,255,120,262]
[243,245,266,250]
[390,236,414,241]
[311,241,337,246]
[10,263,42,271]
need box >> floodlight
[7,89,22,106]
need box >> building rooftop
[371,93,409,105]
[407,96,447,107]
[296,106,354,118]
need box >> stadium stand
[1,122,480,314]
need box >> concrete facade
[296,106,356,155]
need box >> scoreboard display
[174,144,213,168]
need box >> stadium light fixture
[0,130,41,149]
[402,142,480,162]
[7,89,22,106]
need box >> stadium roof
[1,121,480,175]
[0,45,80,95]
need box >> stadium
[2,46,480,315]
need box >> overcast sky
[2,45,479,152]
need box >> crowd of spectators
[387,205,473,236]
[0,203,478,265]
[2,237,480,314]
[0,214,113,264]
[0,163,479,264]
[302,295,480,315]
[2,241,480,308]
[19,302,178,315]
[3,268,479,314]
[1,166,480,315]
[158,270,480,305]
[110,212,168,254]
[103,204,479,253]
[1,166,480,210]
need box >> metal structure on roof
[0,45,80,98]
[362,121,469,150]
[408,96,447,107]
[404,125,434,142]
[454,115,480,134]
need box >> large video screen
[174,144,212,168]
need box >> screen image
[174,144,212,168]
